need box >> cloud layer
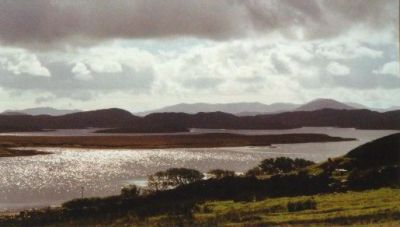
[0,0,398,111]
[0,0,397,48]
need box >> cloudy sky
[0,0,399,112]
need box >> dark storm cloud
[0,0,397,48]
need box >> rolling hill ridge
[1,108,399,133]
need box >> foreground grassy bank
[132,188,400,226]
[3,188,397,226]
[0,133,353,150]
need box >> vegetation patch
[287,199,317,212]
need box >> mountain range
[137,102,298,116]
[1,107,399,133]
[2,99,398,117]
[1,107,81,116]
[137,98,399,116]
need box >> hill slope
[1,108,400,133]
[138,98,374,116]
[103,109,400,133]
[138,102,299,115]
[296,98,355,111]
[1,107,81,116]
[0,108,138,132]
[345,133,400,168]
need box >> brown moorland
[0,133,354,153]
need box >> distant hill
[1,108,400,133]
[137,102,299,116]
[1,107,81,116]
[0,108,138,132]
[0,111,28,116]
[100,109,400,133]
[137,99,384,116]
[296,98,355,111]
[372,106,400,113]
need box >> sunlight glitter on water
[0,128,398,211]
[0,146,283,210]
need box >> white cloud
[68,44,157,76]
[316,41,383,60]
[374,61,399,77]
[0,34,398,111]
[327,62,350,76]
[72,62,92,80]
[0,49,50,77]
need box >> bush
[207,169,235,179]
[121,184,141,198]
[148,168,204,191]
[287,199,317,212]
[266,171,333,196]
[245,167,264,177]
[347,165,400,190]
[248,157,315,176]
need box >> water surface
[0,127,397,211]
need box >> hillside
[307,133,400,190]
[1,108,400,133]
[296,98,355,111]
[0,108,138,132]
[137,102,299,115]
[345,133,400,168]
[102,109,400,133]
[1,107,81,116]
[136,98,386,116]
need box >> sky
[0,0,399,112]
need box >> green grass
[189,188,400,226]
[13,189,399,226]
[74,188,400,226]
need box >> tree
[207,169,235,179]
[273,157,295,173]
[293,158,315,169]
[121,184,141,198]
[248,157,315,176]
[148,168,204,191]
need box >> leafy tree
[148,168,204,191]
[121,184,141,198]
[247,157,315,176]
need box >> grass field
[136,188,400,226]
[17,188,398,226]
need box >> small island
[0,133,355,154]
[0,146,51,158]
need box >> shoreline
[0,147,52,158]
[0,133,355,153]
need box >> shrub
[245,167,264,176]
[148,168,204,191]
[121,184,141,198]
[248,157,315,176]
[287,199,317,212]
[207,169,235,179]
[347,165,400,190]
